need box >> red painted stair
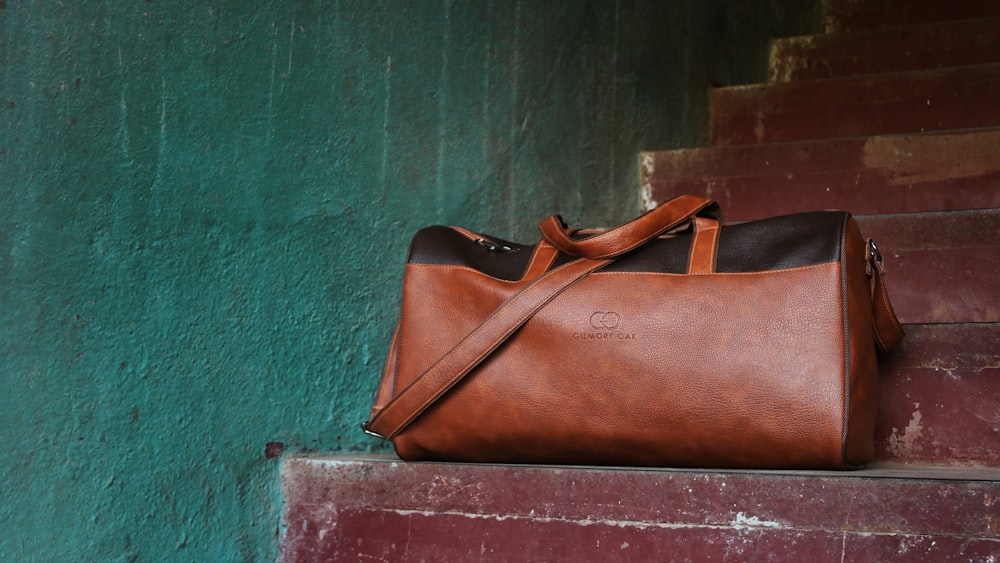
[822,0,1000,32]
[643,0,1000,475]
[710,63,1000,145]
[282,457,1000,561]
[856,210,1000,324]
[770,17,1000,82]
[876,324,1000,466]
[282,2,1000,560]
[642,127,1000,219]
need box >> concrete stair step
[824,0,1000,32]
[281,456,1000,561]
[876,323,1000,465]
[855,210,1000,324]
[770,17,1000,82]
[641,127,1000,221]
[710,63,1000,145]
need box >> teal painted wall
[1,1,820,560]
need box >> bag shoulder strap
[868,239,905,353]
[363,256,610,440]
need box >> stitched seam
[448,225,482,241]
[521,243,559,281]
[687,223,719,274]
[872,314,887,352]
[589,262,836,277]
[408,264,525,284]
[878,282,900,327]
[873,276,901,350]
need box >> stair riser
[711,65,1000,145]
[878,366,1000,465]
[281,459,1000,562]
[650,174,1000,221]
[643,128,1000,220]
[773,18,1000,81]
[877,248,998,323]
[824,0,1000,32]
[297,508,1000,562]
[876,324,1000,465]
[856,211,1000,324]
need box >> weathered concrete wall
[0,1,820,560]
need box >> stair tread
[771,17,1000,82]
[711,63,1000,145]
[281,456,1000,561]
[642,127,1000,219]
[287,453,1000,481]
[824,0,1000,32]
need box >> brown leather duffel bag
[362,195,903,469]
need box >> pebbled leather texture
[367,202,903,469]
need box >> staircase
[280,1,1000,560]
[642,0,1000,472]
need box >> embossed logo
[589,311,621,330]
[574,311,636,341]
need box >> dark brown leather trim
[408,212,852,279]
[408,226,534,282]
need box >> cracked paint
[887,403,925,458]
[731,512,782,530]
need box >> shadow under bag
[363,195,904,469]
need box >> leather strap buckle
[476,237,518,253]
[360,422,387,440]
[865,238,885,277]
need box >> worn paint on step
[280,456,1000,562]
[857,210,1000,324]
[711,64,1000,145]
[771,17,1000,82]
[824,0,1000,32]
[876,323,1000,466]
[642,127,1000,220]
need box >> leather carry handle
[688,216,721,274]
[539,195,720,259]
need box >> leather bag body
[363,196,903,470]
